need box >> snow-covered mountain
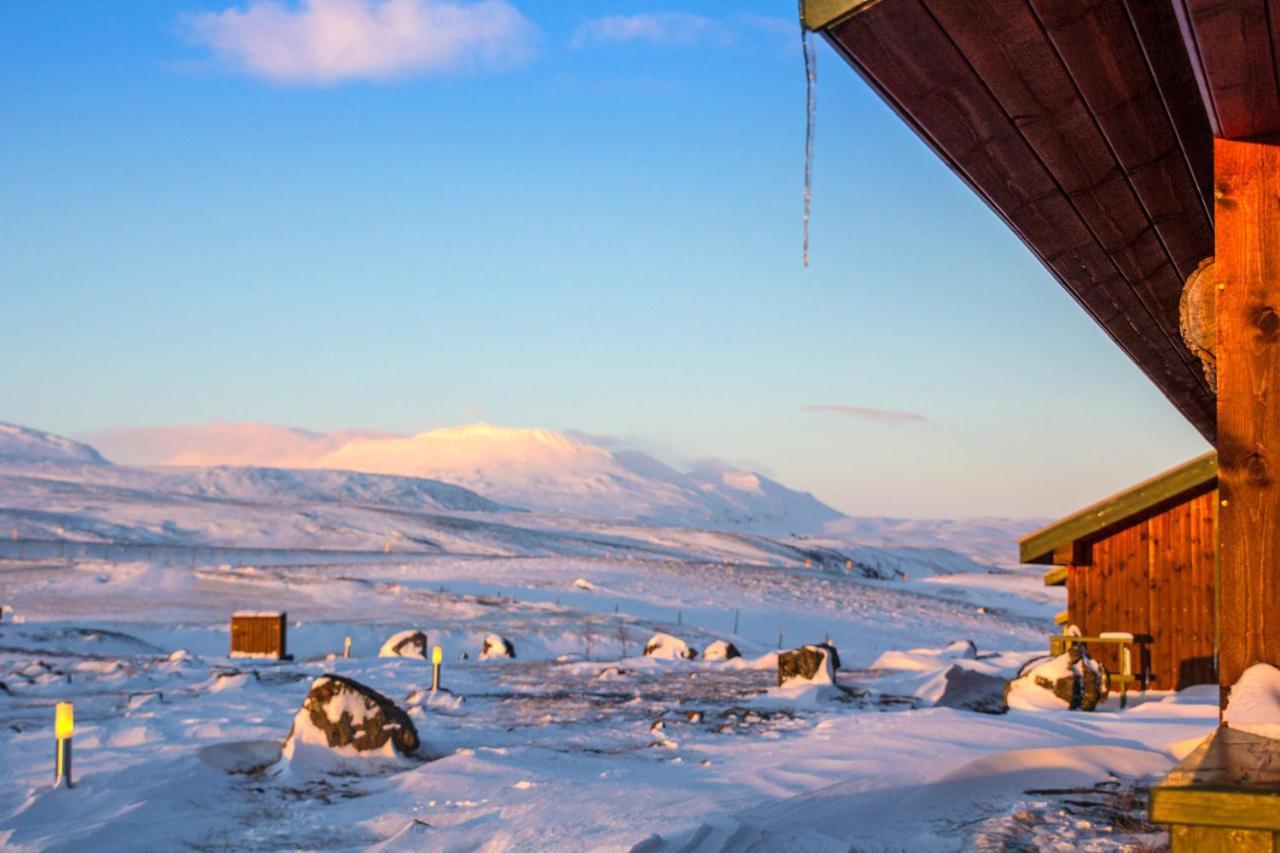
[3,420,1039,563]
[0,422,108,468]
[314,424,844,533]
[82,422,847,534]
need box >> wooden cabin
[1021,453,1217,692]
[802,0,1280,843]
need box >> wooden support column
[1216,136,1280,706]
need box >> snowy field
[0,422,1217,850]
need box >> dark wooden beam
[1175,0,1280,139]
[1215,136,1280,704]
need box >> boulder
[1010,646,1109,711]
[934,665,1008,714]
[378,630,428,659]
[702,640,741,662]
[480,633,516,660]
[644,632,697,660]
[777,644,837,687]
[283,674,420,763]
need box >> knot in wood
[1257,306,1280,340]
[1246,452,1271,486]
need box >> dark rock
[777,644,837,687]
[643,633,697,659]
[379,630,428,659]
[702,640,741,661]
[287,674,420,756]
[934,665,1008,714]
[1022,646,1110,711]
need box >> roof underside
[807,0,1280,443]
[1019,450,1218,565]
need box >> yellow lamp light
[432,645,443,665]
[55,702,74,740]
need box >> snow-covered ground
[0,422,1216,850]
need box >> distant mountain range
[81,422,846,535]
[1,420,1042,564]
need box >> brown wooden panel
[230,612,287,658]
[1070,490,1217,690]
[824,0,1217,440]
[1216,136,1280,703]
[1120,0,1214,212]
[1032,0,1214,280]
[1177,0,1280,139]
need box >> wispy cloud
[569,12,726,49]
[182,0,538,84]
[801,404,928,424]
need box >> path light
[54,702,74,788]
[431,644,443,691]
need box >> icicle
[800,5,817,268]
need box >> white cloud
[569,12,725,49]
[801,404,928,424]
[183,0,538,84]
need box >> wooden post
[1215,137,1280,708]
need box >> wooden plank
[1152,728,1280,830]
[1032,0,1213,282]
[1043,565,1068,586]
[823,2,1217,441]
[1020,451,1218,563]
[801,0,880,30]
[1216,137,1280,702]
[1119,0,1214,216]
[1176,0,1280,139]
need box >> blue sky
[0,0,1208,517]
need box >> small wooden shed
[1020,452,1217,692]
[230,611,289,660]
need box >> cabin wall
[1066,490,1216,690]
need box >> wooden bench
[1049,631,1140,708]
[1150,726,1280,850]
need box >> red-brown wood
[1067,490,1217,690]
[230,612,288,659]
[1215,136,1280,704]
[1176,0,1280,140]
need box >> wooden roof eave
[1019,451,1218,565]
[802,0,1219,442]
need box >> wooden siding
[230,612,287,659]
[1067,490,1216,690]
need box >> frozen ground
[0,423,1214,850]
[0,551,1213,851]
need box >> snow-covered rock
[777,644,837,688]
[479,634,515,660]
[1225,663,1280,740]
[942,639,978,659]
[282,675,420,769]
[1007,648,1108,712]
[379,630,428,659]
[643,633,697,660]
[702,640,741,662]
